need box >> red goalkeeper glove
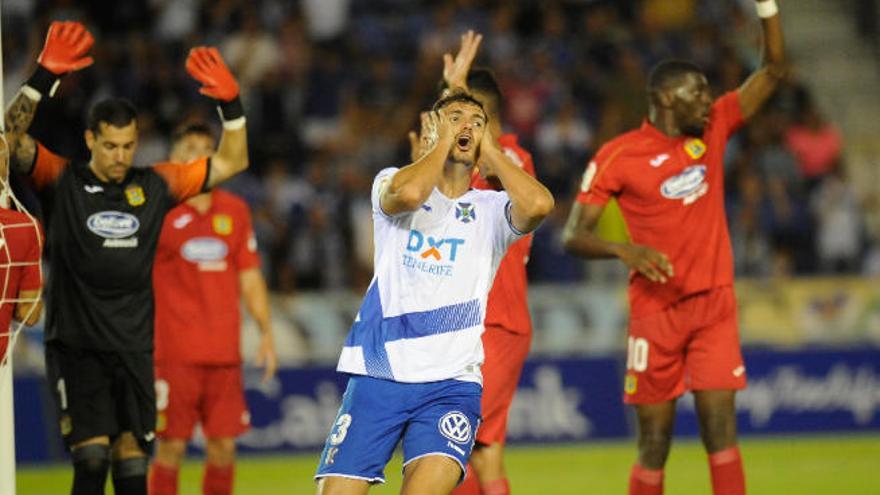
[185,47,244,125]
[38,21,94,74]
[26,21,94,99]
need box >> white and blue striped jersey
[337,167,524,384]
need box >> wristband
[756,0,778,19]
[24,65,60,100]
[221,116,246,130]
[217,96,244,122]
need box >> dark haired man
[149,123,276,495]
[3,22,249,495]
[314,91,553,494]
[433,32,536,495]
[562,2,785,494]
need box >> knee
[205,438,236,466]
[637,426,673,467]
[699,411,737,452]
[112,456,148,480]
[72,444,111,475]
[156,439,187,467]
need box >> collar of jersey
[640,119,687,143]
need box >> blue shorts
[315,375,482,484]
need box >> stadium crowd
[2,0,868,292]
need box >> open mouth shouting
[456,133,473,152]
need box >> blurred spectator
[811,167,864,273]
[785,95,844,191]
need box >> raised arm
[381,110,454,215]
[184,47,249,187]
[5,21,93,173]
[442,30,482,93]
[738,0,786,120]
[480,128,553,233]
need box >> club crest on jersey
[455,202,476,224]
[625,374,638,394]
[660,165,709,205]
[124,184,145,206]
[683,138,706,159]
[212,214,233,235]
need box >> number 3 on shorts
[329,414,352,446]
[626,337,649,372]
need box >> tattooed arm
[4,21,95,176]
[4,91,39,174]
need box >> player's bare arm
[382,110,454,215]
[4,21,94,173]
[13,289,42,326]
[738,0,786,120]
[240,267,277,383]
[184,47,249,188]
[443,30,483,93]
[562,203,674,284]
[479,127,553,233]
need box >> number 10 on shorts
[626,337,649,372]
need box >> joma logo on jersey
[406,230,464,261]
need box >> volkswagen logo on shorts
[87,211,140,239]
[438,411,471,444]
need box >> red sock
[629,464,664,495]
[709,446,745,495]
[202,464,234,495]
[481,478,510,495]
[450,464,481,495]
[148,463,178,495]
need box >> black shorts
[45,341,156,453]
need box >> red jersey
[577,91,745,317]
[153,189,260,365]
[0,209,42,360]
[471,133,535,335]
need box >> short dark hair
[171,122,215,146]
[647,59,703,95]
[87,98,138,134]
[431,91,487,122]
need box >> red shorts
[154,363,250,439]
[477,325,531,445]
[623,285,746,405]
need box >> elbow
[389,183,425,211]
[529,193,555,223]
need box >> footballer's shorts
[45,341,156,452]
[315,375,482,484]
[623,285,747,405]
[476,325,530,446]
[154,363,250,439]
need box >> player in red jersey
[428,32,535,495]
[562,2,785,494]
[0,152,43,361]
[148,123,277,495]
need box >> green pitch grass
[16,434,880,494]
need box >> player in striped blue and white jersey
[315,91,554,494]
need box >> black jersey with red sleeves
[30,143,209,351]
